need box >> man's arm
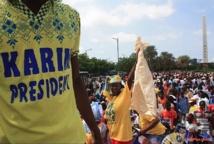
[139,116,159,135]
[71,56,102,144]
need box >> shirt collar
[15,0,52,22]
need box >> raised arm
[71,56,102,144]
[127,52,138,89]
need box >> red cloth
[110,139,131,144]
[158,97,167,105]
[208,104,214,112]
[161,109,177,129]
[164,85,170,95]
[101,110,106,124]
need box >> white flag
[131,37,157,116]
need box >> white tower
[203,16,208,63]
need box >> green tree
[159,52,175,71]
[189,58,198,70]
[144,45,158,71]
[117,53,136,73]
[153,57,162,72]
[78,53,90,71]
[79,54,116,76]
[175,55,190,70]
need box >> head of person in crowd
[88,90,97,103]
[171,82,176,88]
[167,89,177,108]
[186,113,194,124]
[181,86,187,93]
[158,90,165,99]
[100,101,107,111]
[107,75,124,96]
[158,84,164,91]
[179,89,185,98]
[198,90,209,99]
[199,81,205,88]
[168,87,176,96]
[199,100,206,111]
[186,84,191,89]
[192,85,197,90]
[156,79,161,86]
[198,90,204,98]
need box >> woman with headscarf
[102,56,138,144]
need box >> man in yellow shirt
[0,0,102,143]
[138,114,167,144]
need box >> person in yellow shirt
[0,0,102,143]
[189,101,199,113]
[103,53,138,144]
[137,113,166,143]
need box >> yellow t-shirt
[189,105,199,113]
[140,115,166,135]
[0,0,86,143]
[104,83,132,141]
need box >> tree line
[78,46,214,76]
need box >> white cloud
[148,32,182,41]
[110,32,138,43]
[89,37,99,42]
[113,0,174,20]
[63,0,175,28]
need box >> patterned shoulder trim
[0,0,7,5]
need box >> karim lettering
[1,47,71,77]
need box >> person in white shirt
[198,90,209,107]
[210,76,214,86]
[190,94,200,105]
[185,113,198,133]
[82,101,109,143]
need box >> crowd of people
[84,72,214,144]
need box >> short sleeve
[123,83,131,99]
[71,11,81,57]
[144,115,155,122]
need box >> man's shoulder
[0,0,8,13]
[54,1,79,15]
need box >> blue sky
[63,0,214,63]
